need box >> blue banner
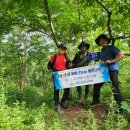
[53,64,110,90]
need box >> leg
[109,71,123,113]
[77,86,82,99]
[54,88,60,106]
[52,75,61,114]
[54,86,61,114]
[52,75,60,106]
[61,88,70,103]
[61,88,70,109]
[84,85,90,99]
[92,82,104,104]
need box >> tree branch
[107,11,112,40]
[96,0,130,45]
[96,0,109,14]
[77,0,84,41]
[0,21,21,31]
[115,35,130,40]
[124,53,130,56]
[44,0,59,47]
[96,0,114,44]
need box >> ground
[61,103,130,130]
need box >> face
[58,48,66,54]
[99,38,108,47]
[81,46,87,52]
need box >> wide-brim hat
[57,44,67,50]
[78,41,90,50]
[95,34,111,46]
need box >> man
[92,34,124,114]
[73,41,90,101]
[47,44,71,114]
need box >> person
[73,41,90,101]
[47,44,71,114]
[92,34,124,114]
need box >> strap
[53,54,57,66]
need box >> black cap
[78,41,90,50]
[57,44,67,50]
[95,34,111,46]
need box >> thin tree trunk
[23,37,28,88]
[44,0,59,47]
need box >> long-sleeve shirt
[73,51,89,68]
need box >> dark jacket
[73,51,89,68]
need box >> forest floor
[61,103,130,130]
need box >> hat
[57,44,67,50]
[78,41,90,50]
[95,34,111,46]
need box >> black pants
[52,75,70,105]
[54,87,70,106]
[93,71,122,107]
[77,85,89,98]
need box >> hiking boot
[90,101,100,107]
[56,104,61,114]
[60,102,69,109]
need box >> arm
[72,53,79,68]
[47,61,54,71]
[66,60,72,69]
[47,55,54,72]
[105,52,124,64]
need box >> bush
[122,101,130,113]
[85,109,98,130]
[0,92,46,130]
[104,96,128,130]
[5,86,44,108]
[0,94,29,130]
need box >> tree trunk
[23,42,28,88]
[44,0,59,47]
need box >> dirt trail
[62,104,87,122]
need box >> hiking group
[47,34,124,115]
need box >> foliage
[104,96,128,130]
[0,0,130,129]
[85,110,98,130]
[122,101,130,113]
[5,86,44,108]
